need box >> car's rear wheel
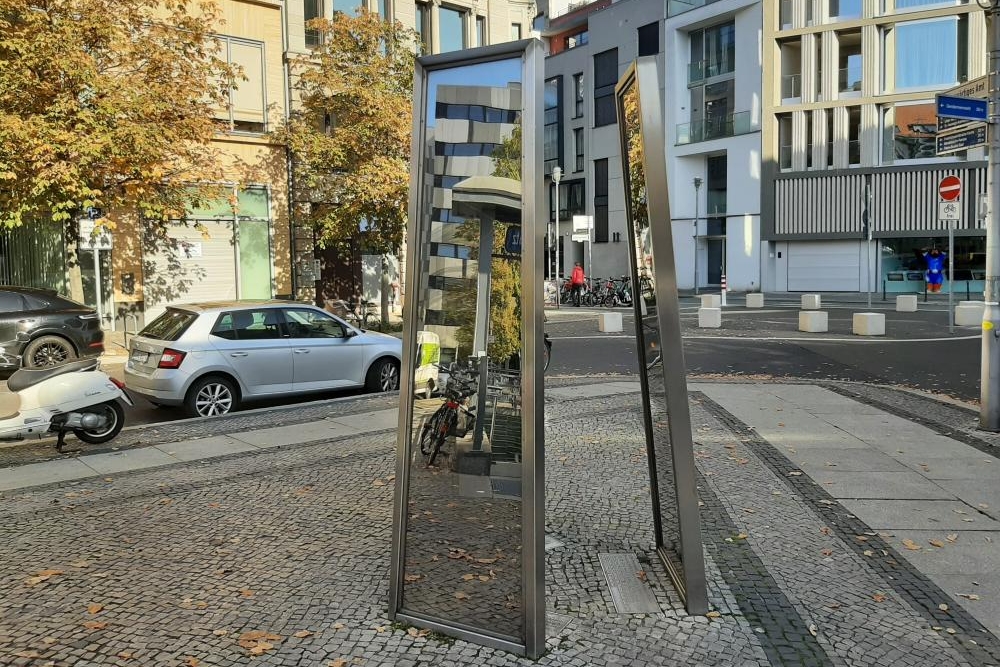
[185,376,239,418]
[23,336,76,368]
[366,358,400,393]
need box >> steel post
[982,3,1000,431]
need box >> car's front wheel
[185,376,239,418]
[23,335,77,368]
[366,358,400,393]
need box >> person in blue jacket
[922,247,948,293]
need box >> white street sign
[572,215,593,233]
[938,200,962,222]
[78,219,113,251]
[571,232,591,243]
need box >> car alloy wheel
[194,381,234,416]
[379,362,400,391]
[24,336,76,368]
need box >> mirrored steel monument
[389,40,545,658]
[616,57,708,613]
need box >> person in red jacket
[570,261,586,307]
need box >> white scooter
[0,349,133,452]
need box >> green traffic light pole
[979,0,1000,430]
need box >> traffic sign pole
[949,219,955,334]
[982,2,1000,431]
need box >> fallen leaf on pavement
[958,594,981,601]
[929,540,945,548]
[939,603,949,611]
[454,591,470,600]
[946,628,956,634]
[117,652,134,660]
[863,550,874,557]
[293,630,313,638]
[787,471,802,477]
[70,560,90,568]
[332,623,345,630]
[240,589,254,598]
[14,651,40,659]
[249,642,273,656]
[706,611,721,618]
[808,624,817,637]
[902,539,921,551]
[329,660,348,667]
[403,574,422,583]
[820,527,832,536]
[82,621,107,630]
[462,574,475,581]
[820,549,833,557]
[212,629,228,636]
[25,569,64,586]
[947,534,959,543]
[184,658,199,667]
[372,480,386,487]
[87,603,103,614]
[635,571,647,582]
[872,593,886,603]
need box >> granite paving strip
[696,391,1000,666]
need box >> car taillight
[158,349,187,369]
[109,377,126,390]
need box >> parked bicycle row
[554,275,634,307]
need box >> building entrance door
[80,249,114,329]
[706,238,723,285]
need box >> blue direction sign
[936,124,988,156]
[936,95,989,122]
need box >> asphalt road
[100,299,983,428]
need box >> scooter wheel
[74,401,125,444]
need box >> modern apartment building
[763,0,987,293]
[542,0,762,291]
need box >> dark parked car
[0,286,104,369]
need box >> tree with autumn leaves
[279,10,417,326]
[0,0,235,232]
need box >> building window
[333,0,362,15]
[779,0,793,29]
[593,48,618,127]
[304,0,322,47]
[416,3,431,54]
[511,23,522,41]
[440,6,468,53]
[826,110,834,167]
[805,111,813,168]
[573,128,584,172]
[638,22,659,57]
[838,31,862,93]
[594,159,608,243]
[572,73,584,118]
[780,38,802,99]
[848,106,861,165]
[891,17,966,90]
[891,101,938,160]
[434,141,500,156]
[544,77,562,175]
[706,154,726,217]
[378,0,390,19]
[476,16,486,46]
[430,242,472,259]
[689,21,735,83]
[895,0,955,8]
[830,0,862,19]
[217,37,267,133]
[565,30,589,50]
[778,114,793,170]
[550,180,586,221]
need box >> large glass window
[893,18,962,89]
[333,0,362,14]
[415,3,430,54]
[304,0,322,47]
[544,77,562,174]
[838,31,862,93]
[439,6,467,53]
[594,158,608,242]
[778,114,793,170]
[573,73,584,118]
[848,106,861,165]
[565,31,588,49]
[216,37,267,133]
[689,21,735,81]
[476,16,486,46]
[638,22,659,57]
[573,128,584,172]
[895,0,957,8]
[830,0,862,19]
[891,101,938,160]
[593,49,618,127]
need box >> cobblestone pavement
[2,379,998,665]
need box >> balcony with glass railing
[688,55,737,85]
[839,64,862,93]
[676,111,753,145]
[781,73,802,100]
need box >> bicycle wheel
[363,311,381,331]
[419,411,444,456]
[582,291,594,307]
[427,411,457,466]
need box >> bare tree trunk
[380,255,390,327]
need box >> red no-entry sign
[939,175,962,201]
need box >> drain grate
[598,552,660,614]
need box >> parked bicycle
[419,362,479,466]
[325,298,381,331]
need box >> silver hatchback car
[124,301,402,417]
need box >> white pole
[588,218,593,301]
[949,219,955,333]
[693,177,702,295]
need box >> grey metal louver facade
[769,163,987,240]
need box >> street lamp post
[693,177,702,295]
[553,166,562,309]
[980,0,1000,429]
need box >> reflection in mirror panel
[616,60,706,613]
[399,57,525,643]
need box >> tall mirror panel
[390,41,544,658]
[616,58,707,614]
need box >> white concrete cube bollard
[801,294,822,310]
[700,294,721,308]
[698,307,722,328]
[852,312,885,336]
[896,295,918,312]
[746,293,764,308]
[956,303,985,327]
[599,312,623,333]
[798,310,828,333]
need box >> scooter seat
[7,359,100,393]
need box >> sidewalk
[2,379,1000,665]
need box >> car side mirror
[344,328,358,338]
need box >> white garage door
[144,221,238,322]
[786,240,861,292]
